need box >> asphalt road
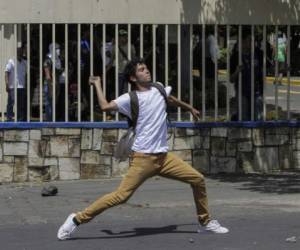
[1,174,300,250]
[265,80,300,118]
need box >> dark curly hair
[123,58,146,85]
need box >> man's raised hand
[89,76,101,88]
[191,108,201,121]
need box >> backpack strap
[150,82,173,139]
[150,82,169,108]
[150,82,170,123]
[128,91,139,129]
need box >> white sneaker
[57,213,78,240]
[198,220,229,234]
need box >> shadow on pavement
[71,224,198,240]
[208,173,300,194]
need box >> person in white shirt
[57,58,229,240]
[5,47,27,121]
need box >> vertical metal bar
[65,24,69,122]
[275,25,279,120]
[238,25,242,121]
[14,24,17,122]
[77,24,81,122]
[128,24,131,92]
[214,24,218,120]
[202,24,206,121]
[27,24,30,122]
[177,24,181,121]
[52,23,56,122]
[1,24,5,121]
[165,24,169,86]
[39,24,43,122]
[102,24,107,121]
[153,25,156,83]
[115,24,119,121]
[0,25,3,122]
[226,25,230,121]
[90,24,94,122]
[251,25,255,121]
[263,25,267,121]
[140,24,143,57]
[287,25,291,120]
[128,24,131,59]
[189,24,193,121]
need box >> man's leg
[6,89,14,121]
[75,153,158,224]
[43,83,52,121]
[255,93,263,121]
[56,86,65,121]
[241,96,251,121]
[17,89,26,121]
[58,153,158,240]
[158,153,210,226]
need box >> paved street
[265,79,300,118]
[1,174,300,250]
[214,74,300,120]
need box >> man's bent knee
[190,173,206,187]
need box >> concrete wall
[0,127,299,183]
[0,0,299,24]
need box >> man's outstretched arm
[89,76,118,112]
[168,95,200,121]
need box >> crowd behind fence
[0,24,300,123]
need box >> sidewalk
[253,75,300,86]
[210,69,300,86]
[1,174,300,250]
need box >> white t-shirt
[5,59,27,89]
[114,83,172,153]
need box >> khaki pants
[75,152,210,225]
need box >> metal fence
[0,24,299,123]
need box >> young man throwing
[57,58,228,240]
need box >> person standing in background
[5,46,27,121]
